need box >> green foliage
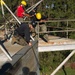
[39,51,74,75]
[56,67,75,75]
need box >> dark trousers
[14,23,30,43]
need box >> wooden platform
[38,35,75,52]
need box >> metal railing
[35,19,75,39]
[0,19,75,39]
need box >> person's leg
[17,17,24,22]
[34,24,40,40]
[11,30,19,44]
[11,30,26,45]
[41,24,49,42]
[41,24,47,32]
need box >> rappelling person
[29,9,49,42]
[16,0,30,21]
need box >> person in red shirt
[16,5,25,18]
[16,1,30,19]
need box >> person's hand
[28,42,32,46]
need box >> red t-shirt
[16,5,25,18]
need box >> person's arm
[40,19,46,22]
[22,12,31,17]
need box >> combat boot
[43,34,49,42]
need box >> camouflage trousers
[11,31,27,46]
[35,24,49,42]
